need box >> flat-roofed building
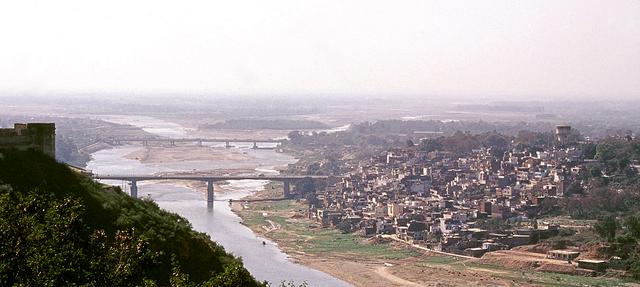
[577,259,607,272]
[547,249,580,261]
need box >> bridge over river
[93,174,328,209]
[104,137,285,149]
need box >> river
[86,115,351,287]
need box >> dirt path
[382,234,475,259]
[374,266,423,287]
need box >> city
[1,1,639,286]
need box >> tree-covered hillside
[0,148,263,286]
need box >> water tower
[555,125,571,146]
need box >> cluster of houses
[311,144,588,258]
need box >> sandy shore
[105,142,626,287]
[124,146,253,163]
[121,146,279,196]
[230,198,526,287]
[230,188,630,287]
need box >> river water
[85,115,351,287]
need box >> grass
[237,197,636,287]
[418,259,633,287]
[418,256,462,265]
[237,199,418,260]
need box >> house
[547,250,580,261]
[465,247,486,257]
[577,259,607,272]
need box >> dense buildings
[309,128,597,258]
[0,123,56,158]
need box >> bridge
[92,174,328,209]
[104,137,285,149]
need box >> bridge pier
[130,180,138,198]
[283,180,290,199]
[207,180,214,210]
[252,142,258,149]
[142,140,148,146]
[197,140,202,147]
[169,140,176,146]
[225,141,231,148]
[92,175,327,203]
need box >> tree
[203,261,260,287]
[594,215,618,242]
[626,216,640,239]
[294,178,316,195]
[582,143,597,159]
[287,130,302,140]
[305,163,320,175]
[406,139,415,147]
[304,192,319,208]
[419,138,443,153]
[336,219,353,234]
[628,247,640,280]
[0,149,264,286]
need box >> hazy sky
[1,1,639,99]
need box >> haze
[1,0,639,99]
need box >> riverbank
[87,143,352,286]
[78,115,633,286]
[124,145,254,163]
[232,185,635,287]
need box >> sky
[0,0,639,99]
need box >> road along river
[86,115,351,287]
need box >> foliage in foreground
[0,148,267,286]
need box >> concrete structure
[93,174,327,210]
[555,125,571,146]
[0,123,55,158]
[577,259,608,272]
[547,249,580,261]
[106,137,283,149]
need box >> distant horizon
[1,1,639,99]
[0,91,638,103]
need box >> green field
[237,199,418,260]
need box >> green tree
[294,178,316,195]
[0,149,264,286]
[594,215,618,242]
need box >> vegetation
[56,135,92,167]
[590,215,640,279]
[565,138,640,220]
[283,120,566,175]
[0,148,266,286]
[285,122,640,280]
[236,199,418,260]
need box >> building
[0,123,56,158]
[577,259,608,272]
[547,249,580,261]
[555,125,571,146]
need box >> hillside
[0,148,263,286]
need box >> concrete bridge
[93,174,327,209]
[105,137,285,149]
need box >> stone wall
[0,123,55,158]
